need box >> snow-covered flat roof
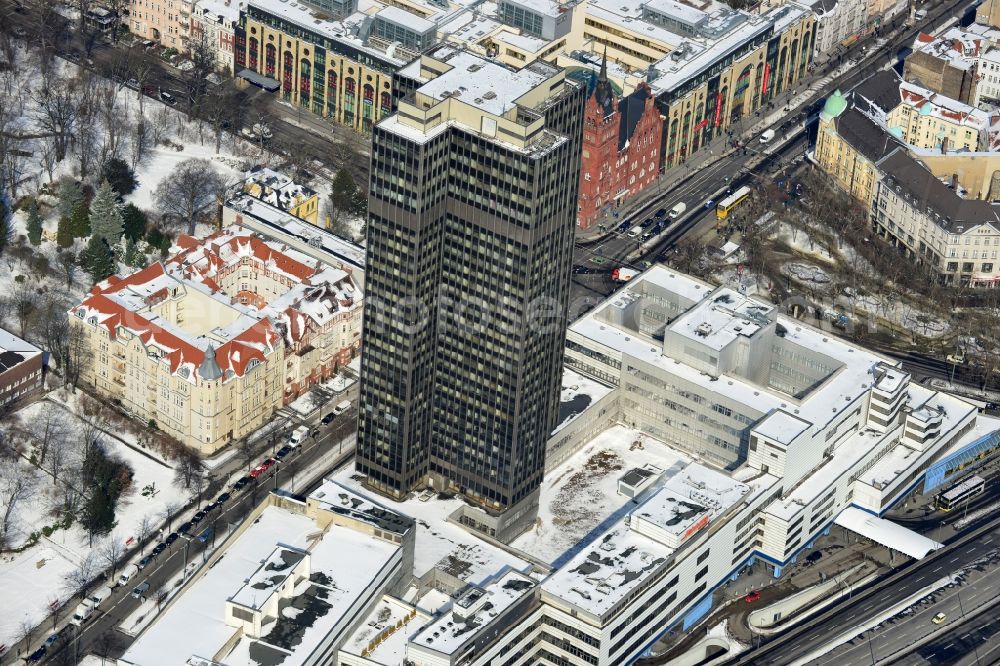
[246,0,407,65]
[309,478,414,536]
[409,568,535,656]
[0,326,43,357]
[342,596,428,665]
[376,4,437,31]
[515,425,690,565]
[630,464,750,548]
[230,545,306,610]
[228,194,366,271]
[554,366,614,434]
[540,453,772,617]
[417,49,550,116]
[332,467,531,582]
[119,504,400,666]
[667,287,774,352]
[493,29,552,52]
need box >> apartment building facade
[69,227,363,452]
[873,149,1000,286]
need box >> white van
[70,602,94,627]
[668,202,687,219]
[118,564,139,586]
[759,129,776,143]
[87,587,111,609]
[915,8,927,20]
[332,400,352,416]
[288,425,309,447]
[627,225,644,238]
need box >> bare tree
[154,158,226,234]
[65,322,92,390]
[161,500,182,532]
[0,457,38,547]
[173,448,207,492]
[62,551,98,599]
[100,534,125,578]
[135,514,154,554]
[33,76,81,163]
[17,617,34,657]
[238,436,256,472]
[33,408,70,469]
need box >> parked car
[42,634,60,648]
[125,77,140,89]
[234,476,251,489]
[159,89,176,105]
[164,532,178,545]
[704,199,715,209]
[137,555,153,570]
[26,646,46,662]
[151,543,166,556]
[217,492,231,504]
[321,412,336,425]
[178,521,193,534]
[132,582,150,599]
[193,510,207,522]
[744,591,761,603]
[615,221,630,233]
[332,400,352,417]
[204,501,218,512]
[655,208,667,218]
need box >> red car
[744,591,761,603]
[250,458,277,478]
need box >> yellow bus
[716,186,752,221]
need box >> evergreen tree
[90,181,124,244]
[100,157,137,196]
[26,203,43,245]
[71,202,91,238]
[123,237,140,267]
[122,203,147,241]
[56,215,74,248]
[56,178,83,221]
[80,235,116,283]
[328,168,358,223]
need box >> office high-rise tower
[356,47,584,541]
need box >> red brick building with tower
[577,55,664,231]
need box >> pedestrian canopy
[834,507,943,560]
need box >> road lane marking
[933,566,943,572]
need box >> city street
[4,389,359,666]
[724,516,1000,665]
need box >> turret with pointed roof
[198,343,223,381]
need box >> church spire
[593,46,615,117]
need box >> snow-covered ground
[514,425,689,565]
[0,393,190,649]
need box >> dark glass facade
[357,73,585,514]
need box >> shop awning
[238,69,280,92]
